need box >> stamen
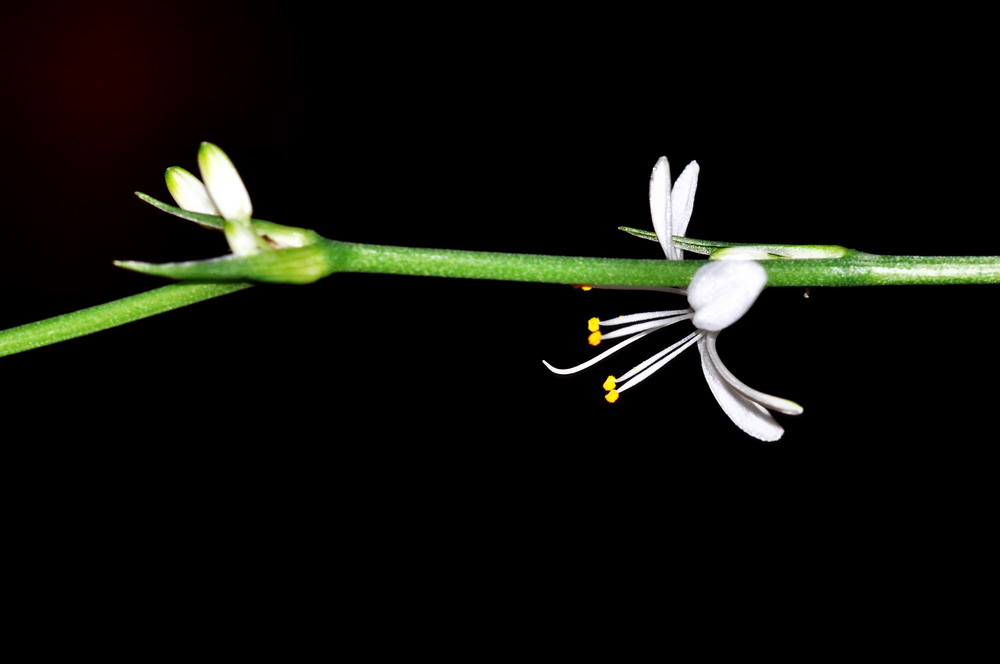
[603,376,617,391]
[588,331,602,346]
[597,309,691,327]
[542,328,658,375]
[600,312,693,341]
[605,390,620,404]
[588,317,601,332]
[616,330,702,394]
[590,285,688,295]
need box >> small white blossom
[164,142,264,256]
[544,156,802,441]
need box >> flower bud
[197,142,253,223]
[165,166,219,215]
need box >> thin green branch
[6,235,1000,360]
[0,282,251,358]
[319,240,1000,287]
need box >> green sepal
[618,226,660,242]
[617,226,724,254]
[115,244,332,285]
[135,192,322,248]
[136,191,224,229]
[708,244,848,260]
[617,226,847,260]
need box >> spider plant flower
[543,156,802,441]
[119,143,329,284]
[164,142,269,256]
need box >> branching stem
[5,237,1000,358]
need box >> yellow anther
[588,331,602,346]
[571,284,593,291]
[603,376,617,391]
[587,317,601,332]
[605,389,620,404]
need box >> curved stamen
[542,328,658,375]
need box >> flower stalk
[308,239,1000,288]
[119,231,1000,288]
[5,240,1000,359]
[0,282,250,358]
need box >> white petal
[698,336,784,442]
[687,260,767,332]
[649,156,679,260]
[701,331,803,415]
[670,161,699,239]
[198,142,253,223]
[165,167,220,215]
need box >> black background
[5,1,996,653]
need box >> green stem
[0,282,251,358]
[6,238,1000,359]
[323,241,1000,287]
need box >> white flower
[543,156,802,441]
[164,142,265,256]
